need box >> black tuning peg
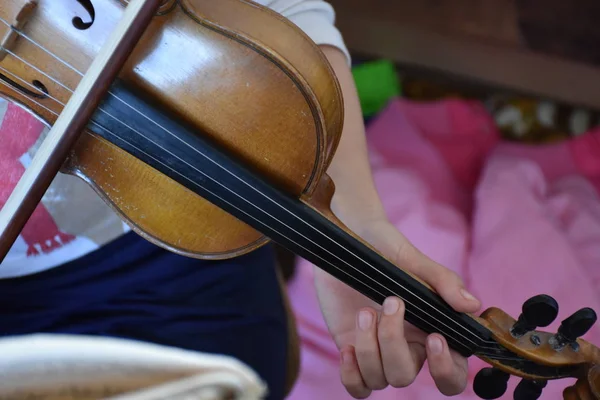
[474,368,510,399]
[551,307,598,350]
[514,379,547,400]
[511,295,559,338]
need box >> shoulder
[252,0,351,64]
[252,0,336,15]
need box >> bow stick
[0,0,163,262]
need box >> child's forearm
[319,45,387,230]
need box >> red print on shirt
[0,103,75,256]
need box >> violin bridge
[0,0,38,62]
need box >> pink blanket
[286,98,600,399]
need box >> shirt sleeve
[260,0,351,65]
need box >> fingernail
[460,288,477,302]
[428,336,443,355]
[358,310,373,330]
[383,298,399,315]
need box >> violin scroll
[474,295,600,399]
[563,365,600,400]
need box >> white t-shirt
[0,0,349,278]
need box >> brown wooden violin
[0,1,598,399]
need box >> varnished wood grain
[480,307,600,368]
[0,0,344,258]
[3,1,599,398]
[0,0,163,260]
[477,306,600,388]
[564,366,600,400]
[0,0,37,61]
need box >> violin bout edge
[0,0,345,261]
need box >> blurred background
[280,1,600,399]
[278,0,600,277]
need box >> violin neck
[89,81,492,357]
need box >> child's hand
[314,218,481,398]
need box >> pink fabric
[0,103,75,256]
[286,98,600,399]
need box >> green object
[352,60,401,117]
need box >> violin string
[0,74,515,359]
[0,71,62,118]
[3,77,505,359]
[0,77,494,358]
[4,49,75,93]
[0,84,530,368]
[0,17,85,78]
[0,20,505,349]
[0,24,505,351]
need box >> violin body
[0,0,344,258]
[1,1,600,399]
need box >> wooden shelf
[329,0,600,110]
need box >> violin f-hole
[0,72,48,99]
[73,0,96,30]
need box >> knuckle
[341,378,358,390]
[450,271,464,285]
[351,390,371,400]
[442,383,467,397]
[367,380,388,391]
[355,346,375,360]
[388,372,417,388]
[342,381,370,400]
[446,269,460,281]
[395,240,416,263]
[438,267,456,280]
[431,367,464,394]
[436,375,466,397]
[433,364,458,382]
[433,269,461,289]
[341,374,362,392]
[377,323,398,342]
